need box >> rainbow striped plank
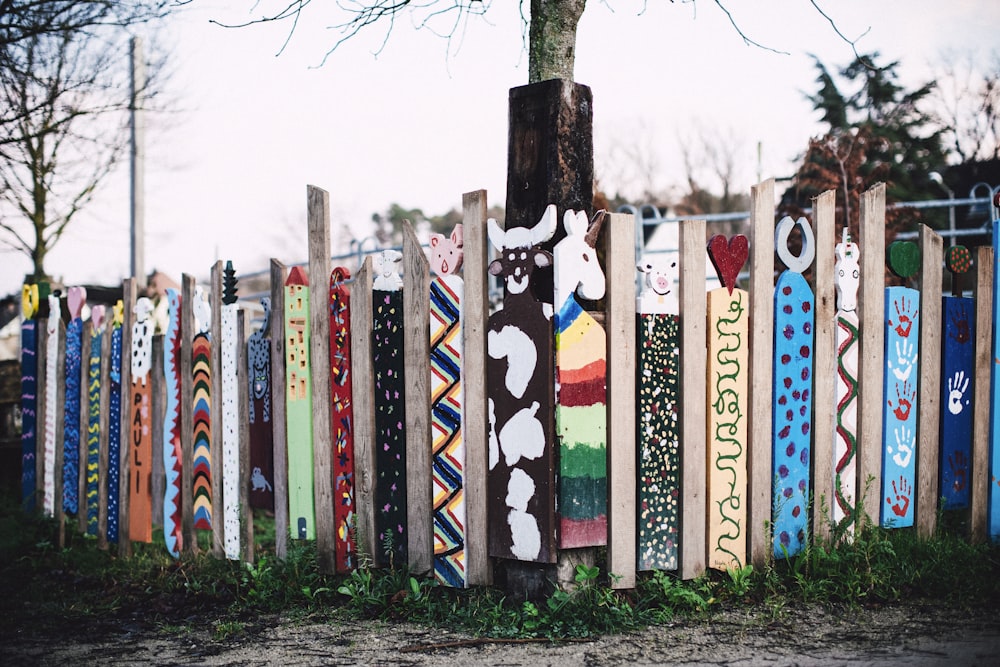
[43,293,59,517]
[555,293,607,548]
[85,318,103,536]
[330,268,356,572]
[63,288,85,515]
[285,266,315,540]
[192,288,212,531]
[163,288,183,557]
[107,304,123,544]
[771,271,814,558]
[20,284,39,511]
[881,286,920,528]
[940,296,974,509]
[430,274,466,586]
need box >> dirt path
[6,602,999,666]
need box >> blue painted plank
[940,296,974,510]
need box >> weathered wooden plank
[679,219,707,580]
[209,261,224,556]
[916,226,943,538]
[180,275,197,554]
[285,266,315,541]
[163,288,183,557]
[238,310,255,564]
[117,279,136,557]
[151,333,164,531]
[351,257,376,565]
[858,184,886,528]
[428,224,466,587]
[810,191,836,543]
[129,298,155,544]
[307,185,336,574]
[97,312,112,548]
[20,285,39,513]
[54,314,66,547]
[605,212,636,589]
[554,210,608,550]
[403,220,432,575]
[270,259,289,560]
[771,216,815,559]
[330,267,356,572]
[972,246,993,542]
[748,180,774,568]
[989,224,1000,540]
[461,190,491,587]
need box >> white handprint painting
[947,371,970,415]
[890,425,914,468]
[888,339,917,382]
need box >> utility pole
[130,36,145,285]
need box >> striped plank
[107,303,124,543]
[192,287,213,531]
[285,265,316,540]
[330,267,356,572]
[21,284,39,512]
[163,288,183,556]
[430,273,466,586]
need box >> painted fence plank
[97,309,112,548]
[63,286,86,517]
[635,257,680,571]
[285,265,315,540]
[221,263,241,559]
[192,287,213,532]
[554,210,608,550]
[330,267,356,572]
[461,190,491,587]
[679,220,707,580]
[771,217,815,559]
[21,285,39,512]
[486,206,558,564]
[107,303,124,544]
[248,298,275,509]
[941,293,974,510]
[43,293,60,517]
[706,234,749,571]
[270,259,289,560]
[163,289,183,556]
[917,226,943,538]
[833,229,861,536]
[78,317,91,535]
[129,296,155,544]
[429,225,467,587]
[373,249,408,567]
[238,310,255,563]
[606,212,637,589]
[86,310,106,537]
[209,261,224,556]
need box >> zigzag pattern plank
[192,332,213,531]
[43,295,59,517]
[86,329,102,536]
[21,316,37,512]
[163,289,183,557]
[430,275,466,587]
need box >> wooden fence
[15,182,1000,589]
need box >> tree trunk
[529,0,586,83]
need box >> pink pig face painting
[429,224,464,276]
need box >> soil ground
[4,601,998,666]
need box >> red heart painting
[708,234,749,295]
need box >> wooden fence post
[972,246,994,542]
[180,275,197,554]
[462,190,491,587]
[78,317,91,535]
[403,220,432,575]
[351,257,376,564]
[680,219,707,580]
[811,191,836,542]
[858,184,886,528]
[118,277,136,558]
[151,334,164,530]
[209,261,224,556]
[606,212,636,589]
[270,259,289,560]
[748,179,774,568]
[917,225,943,537]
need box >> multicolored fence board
[86,309,105,536]
[63,287,85,516]
[129,297,155,544]
[163,289,183,557]
[771,217,815,558]
[372,249,408,567]
[706,235,750,571]
[285,266,315,540]
[20,285,39,511]
[833,231,861,534]
[107,304,123,544]
[881,242,921,528]
[553,210,608,550]
[330,268,356,573]
[486,207,558,563]
[635,258,681,571]
[248,298,275,510]
[192,288,213,531]
[428,226,466,587]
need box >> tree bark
[529,0,586,83]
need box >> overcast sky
[3,0,998,295]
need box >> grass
[2,489,999,643]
